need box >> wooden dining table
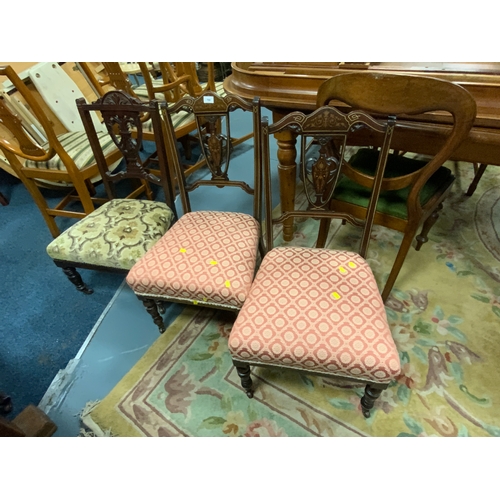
[224,62,500,241]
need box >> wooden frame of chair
[126,90,263,334]
[314,72,477,302]
[229,104,402,417]
[77,62,203,176]
[0,65,124,238]
[48,90,180,294]
[139,63,253,171]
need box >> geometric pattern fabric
[229,246,401,383]
[126,211,260,311]
[46,198,175,270]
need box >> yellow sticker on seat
[339,266,347,274]
[348,261,356,268]
[193,300,198,305]
[225,280,231,288]
[210,260,218,265]
[180,248,186,253]
[331,291,341,300]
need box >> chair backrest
[76,90,178,213]
[261,104,398,258]
[138,62,197,103]
[0,65,67,163]
[162,90,262,219]
[316,72,477,216]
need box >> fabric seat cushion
[229,246,401,384]
[126,210,260,310]
[46,198,175,269]
[24,130,117,172]
[333,148,455,220]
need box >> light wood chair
[315,72,477,301]
[77,62,203,174]
[0,65,123,237]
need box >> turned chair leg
[139,296,165,334]
[233,360,254,398]
[62,267,93,294]
[360,382,388,418]
[156,300,166,315]
[415,203,443,251]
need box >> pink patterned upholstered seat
[229,247,401,383]
[126,211,260,310]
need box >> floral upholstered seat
[229,247,401,383]
[126,210,260,309]
[46,91,180,295]
[47,198,175,270]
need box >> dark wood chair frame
[132,90,263,334]
[232,104,399,417]
[314,72,477,302]
[52,91,179,295]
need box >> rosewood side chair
[126,91,262,333]
[0,65,123,238]
[46,91,179,294]
[228,105,403,418]
[314,73,477,302]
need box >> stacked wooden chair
[0,65,123,237]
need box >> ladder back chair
[0,65,123,237]
[126,91,263,333]
[46,91,179,294]
[314,72,477,301]
[228,104,402,418]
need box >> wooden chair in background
[229,103,402,417]
[77,62,203,175]
[0,65,123,237]
[126,91,263,333]
[46,91,179,294]
[314,73,477,301]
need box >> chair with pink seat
[228,101,402,418]
[126,91,263,333]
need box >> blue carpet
[0,167,126,418]
[0,104,270,421]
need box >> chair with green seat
[46,90,179,294]
[315,72,477,302]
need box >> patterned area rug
[82,161,500,436]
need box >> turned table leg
[273,110,297,243]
